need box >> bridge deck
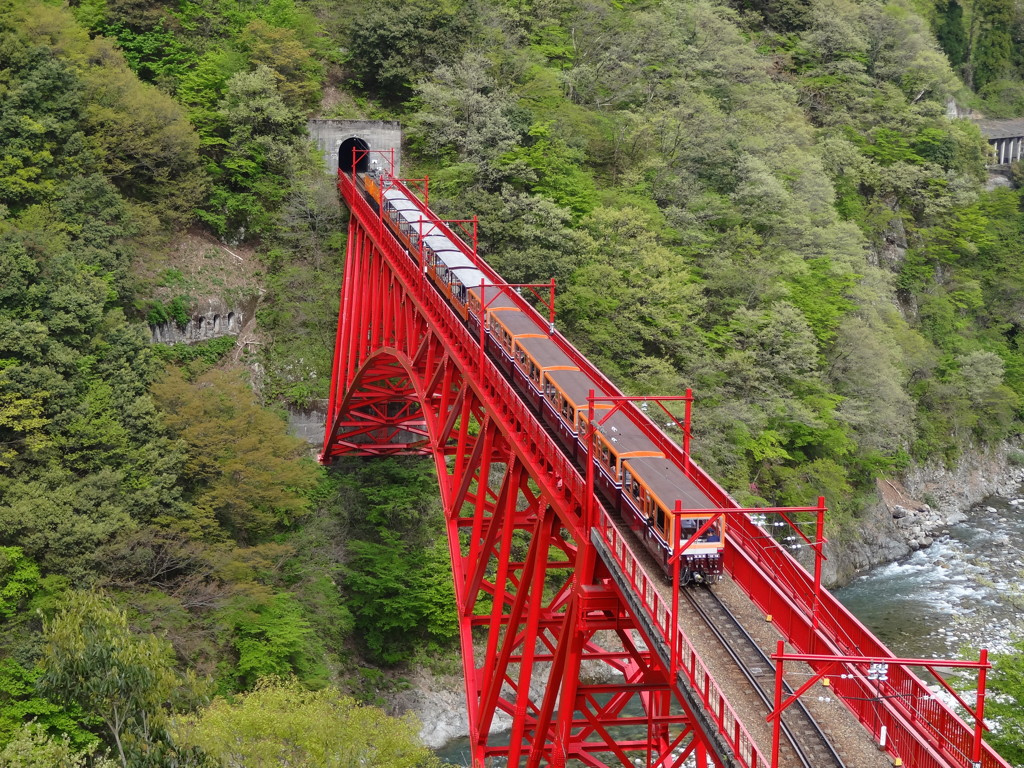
[601,510,893,768]
[692,578,891,768]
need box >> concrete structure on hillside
[975,118,1024,166]
[306,119,403,177]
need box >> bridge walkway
[598,508,893,768]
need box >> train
[358,161,724,584]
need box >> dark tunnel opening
[338,137,370,174]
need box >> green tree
[37,591,199,768]
[152,368,320,541]
[336,458,457,666]
[215,591,326,690]
[969,0,1016,89]
[343,535,454,665]
[936,0,968,68]
[173,677,444,768]
[80,46,207,224]
[0,661,95,752]
[196,65,304,238]
[0,722,116,768]
[239,19,321,110]
[987,636,1024,764]
[347,0,471,104]
[0,548,40,620]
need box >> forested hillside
[1,0,1024,764]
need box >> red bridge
[320,147,1007,768]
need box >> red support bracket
[767,643,992,768]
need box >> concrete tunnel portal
[307,120,402,178]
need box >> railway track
[683,584,847,768]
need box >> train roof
[622,455,715,511]
[517,336,576,369]
[423,233,461,254]
[440,250,477,270]
[451,266,488,289]
[590,409,661,456]
[477,286,519,309]
[384,197,419,212]
[382,186,414,205]
[383,199,421,217]
[394,207,425,229]
[496,310,548,337]
[545,369,609,406]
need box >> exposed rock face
[823,442,1024,587]
[818,492,910,588]
[986,170,1015,191]
[391,670,501,750]
[149,297,246,345]
[902,442,1024,516]
[872,211,908,271]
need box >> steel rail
[684,586,847,768]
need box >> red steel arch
[322,163,1012,768]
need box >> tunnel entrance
[338,137,370,174]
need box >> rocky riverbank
[392,644,623,750]
[822,441,1024,587]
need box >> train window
[705,520,722,542]
[530,363,540,384]
[656,503,666,534]
[561,402,571,420]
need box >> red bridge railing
[598,517,771,768]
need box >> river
[835,489,1024,660]
[435,491,1024,765]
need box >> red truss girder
[322,211,721,768]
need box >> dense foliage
[988,637,1024,765]
[0,1,452,762]
[172,676,444,767]
[2,0,1024,762]
[386,0,1024,529]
